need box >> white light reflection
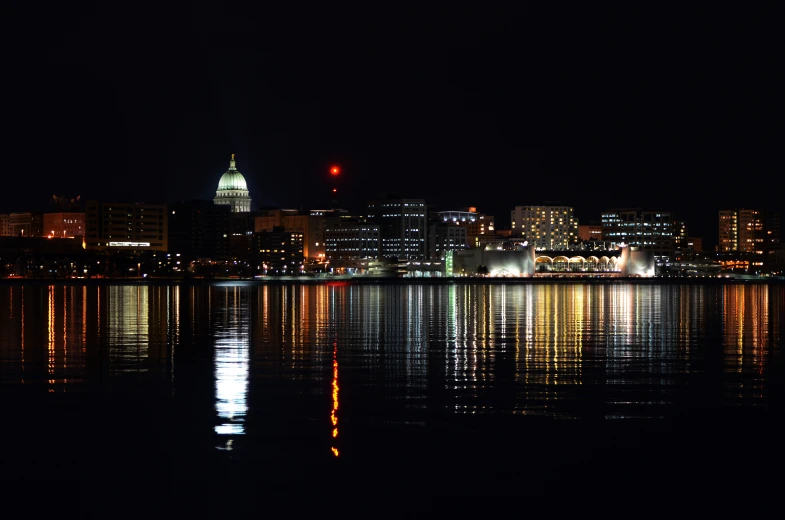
[214,286,250,450]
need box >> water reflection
[107,286,150,375]
[721,284,772,403]
[0,282,783,456]
[213,285,250,449]
[331,339,339,457]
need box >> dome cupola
[213,154,252,213]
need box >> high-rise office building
[718,210,738,252]
[324,219,380,260]
[429,222,468,259]
[718,208,769,254]
[367,198,427,260]
[432,207,494,249]
[601,208,674,260]
[738,209,765,254]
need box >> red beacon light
[330,165,340,176]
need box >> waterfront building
[255,226,304,274]
[601,208,674,261]
[255,209,326,260]
[738,209,765,254]
[429,222,468,259]
[433,207,494,249]
[213,154,252,213]
[764,211,782,271]
[43,212,85,238]
[718,210,738,252]
[229,211,260,260]
[510,204,577,250]
[687,237,703,252]
[9,212,43,237]
[0,214,10,236]
[578,224,603,242]
[718,208,778,255]
[452,244,654,277]
[324,219,380,260]
[168,200,232,261]
[85,201,168,252]
[718,208,782,273]
[465,208,495,242]
[367,198,427,260]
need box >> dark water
[2,281,784,515]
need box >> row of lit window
[328,238,378,242]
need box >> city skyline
[0,151,780,252]
[3,4,782,245]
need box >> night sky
[4,3,783,247]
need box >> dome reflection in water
[213,285,250,450]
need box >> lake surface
[1,280,784,515]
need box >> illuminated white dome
[214,154,252,213]
[217,171,248,191]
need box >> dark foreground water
[1,280,784,516]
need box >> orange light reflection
[331,341,339,456]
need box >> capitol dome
[213,154,252,213]
[217,170,248,191]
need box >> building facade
[718,208,767,253]
[255,227,304,274]
[168,200,232,261]
[367,198,427,260]
[738,209,765,254]
[8,212,43,237]
[718,210,738,252]
[432,207,495,249]
[510,205,577,250]
[578,224,603,242]
[719,208,781,272]
[429,222,468,259]
[601,208,674,260]
[324,220,380,259]
[764,211,781,267]
[213,154,252,213]
[0,214,10,236]
[464,208,495,238]
[85,201,168,252]
[255,209,326,260]
[43,212,85,238]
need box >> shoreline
[1,275,783,286]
